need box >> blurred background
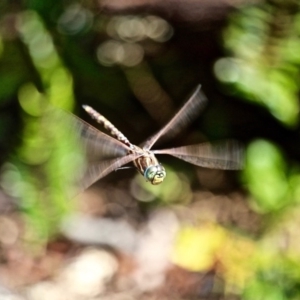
[1,0,300,299]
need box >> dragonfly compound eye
[144,165,166,185]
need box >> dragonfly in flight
[69,85,242,191]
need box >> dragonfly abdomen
[82,105,133,148]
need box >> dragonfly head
[144,164,166,185]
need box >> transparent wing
[54,109,131,163]
[153,140,243,170]
[142,84,207,150]
[78,153,141,193]
[51,108,135,196]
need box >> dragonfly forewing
[153,141,243,170]
[51,108,137,195]
[142,84,207,150]
[79,153,142,193]
[59,110,131,163]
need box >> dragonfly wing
[55,109,131,163]
[153,140,243,170]
[76,153,140,195]
[142,84,207,150]
[51,108,135,196]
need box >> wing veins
[76,153,141,195]
[153,141,243,170]
[142,84,207,150]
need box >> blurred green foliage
[244,139,289,212]
[215,0,300,297]
[0,11,84,242]
[215,1,300,126]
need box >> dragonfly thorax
[133,151,166,185]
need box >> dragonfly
[69,85,243,191]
